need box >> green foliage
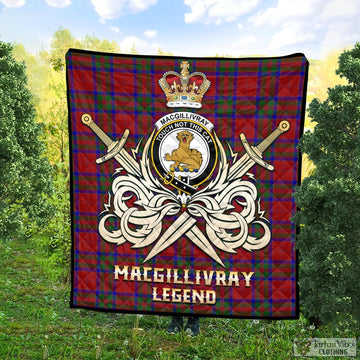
[157,48,174,56]
[49,27,120,71]
[10,28,124,281]
[293,42,360,329]
[49,27,77,71]
[80,34,120,53]
[12,43,51,108]
[37,170,71,282]
[0,41,53,240]
[9,27,126,282]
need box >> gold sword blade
[143,212,196,263]
[186,226,224,266]
[143,211,225,267]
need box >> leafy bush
[293,43,360,329]
[0,41,53,240]
[36,170,71,282]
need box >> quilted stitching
[67,50,308,318]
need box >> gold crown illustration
[159,61,210,108]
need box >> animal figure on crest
[165,130,203,172]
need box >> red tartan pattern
[67,49,308,318]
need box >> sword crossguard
[240,133,275,171]
[239,120,290,172]
[95,129,130,164]
[81,113,131,165]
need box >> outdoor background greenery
[293,43,360,330]
[1,236,359,360]
[0,29,360,359]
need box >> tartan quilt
[67,49,308,318]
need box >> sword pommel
[81,113,113,147]
[278,120,290,133]
[81,113,94,126]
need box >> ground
[0,237,358,359]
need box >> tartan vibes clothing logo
[81,61,289,267]
[68,50,308,317]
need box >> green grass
[0,238,359,360]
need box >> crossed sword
[81,113,290,266]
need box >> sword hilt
[240,134,274,171]
[81,113,130,165]
[81,113,113,148]
[256,120,290,154]
[95,130,130,164]
[240,120,290,172]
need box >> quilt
[67,49,308,318]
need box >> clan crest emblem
[81,61,290,267]
[151,111,217,195]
